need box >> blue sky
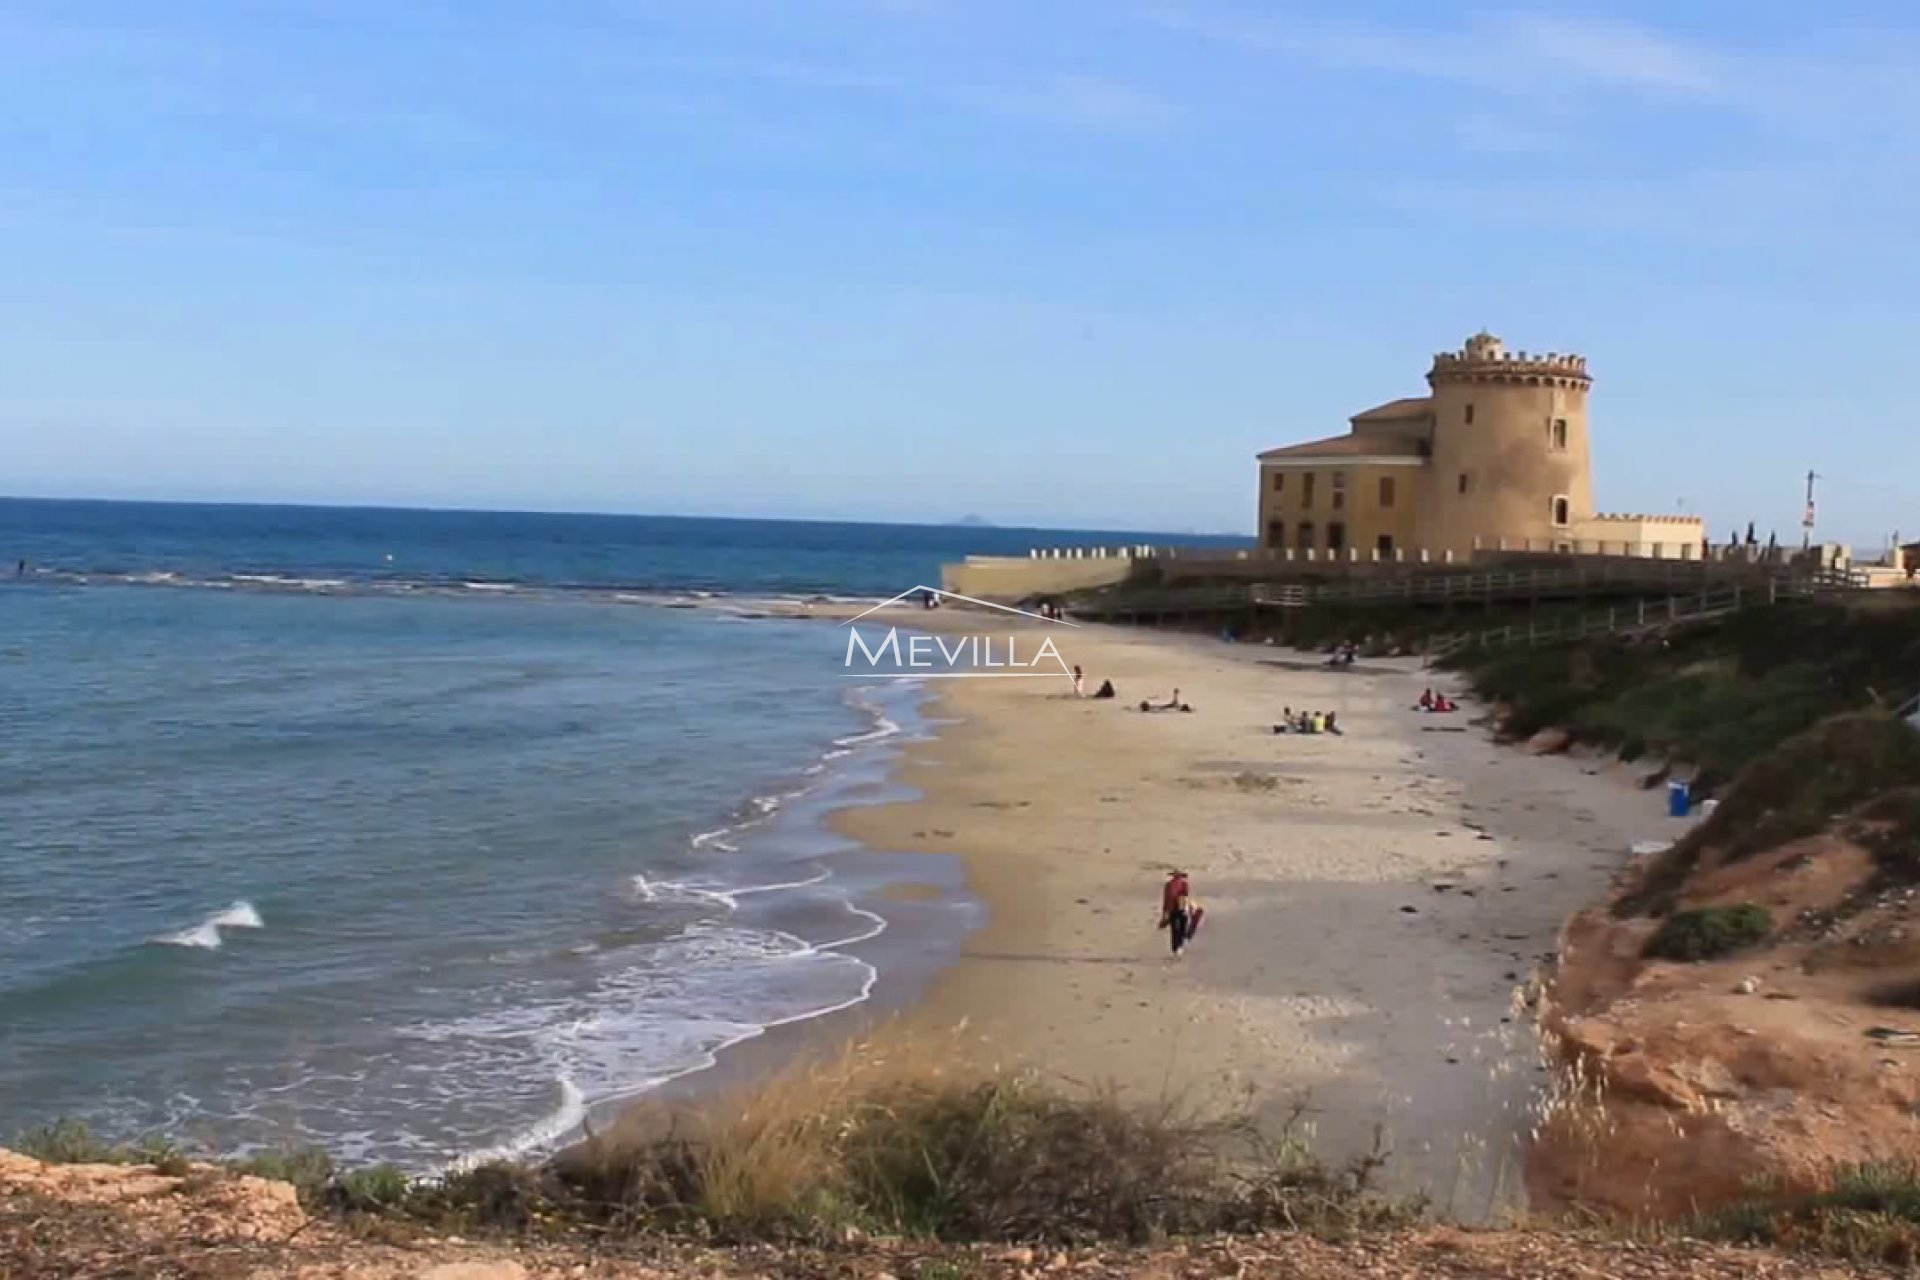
[2,2,1917,542]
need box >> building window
[1464,403,1475,425]
[1331,471,1347,511]
[1550,418,1568,450]
[1266,520,1285,548]
[1376,533,1395,557]
[1457,472,1471,496]
[1272,471,1285,492]
[1552,495,1571,527]
[1328,522,1347,552]
[1302,472,1317,508]
[1378,476,1396,508]
[1297,521,1314,549]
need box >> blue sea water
[0,499,1248,1168]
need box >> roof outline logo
[839,587,1080,629]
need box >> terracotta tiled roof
[1257,433,1427,461]
[1349,396,1432,423]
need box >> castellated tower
[1417,331,1594,558]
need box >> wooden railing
[1424,584,1770,659]
[1069,561,1861,622]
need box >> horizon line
[0,492,1254,541]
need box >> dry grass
[542,1031,1408,1244]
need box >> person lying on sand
[1137,688,1193,713]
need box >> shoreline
[805,607,1684,1217]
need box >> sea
[0,498,1248,1170]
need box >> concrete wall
[939,554,1134,601]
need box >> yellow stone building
[1257,332,1700,562]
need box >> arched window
[1552,495,1571,527]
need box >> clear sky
[3,2,1916,542]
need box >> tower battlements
[1428,331,1590,388]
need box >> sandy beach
[827,605,1684,1217]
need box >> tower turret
[1418,332,1594,556]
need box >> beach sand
[827,605,1682,1218]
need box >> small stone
[1400,905,1419,914]
[1736,976,1762,995]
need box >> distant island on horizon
[949,514,995,528]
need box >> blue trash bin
[1668,780,1692,818]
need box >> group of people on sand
[1325,642,1359,669]
[1273,706,1340,735]
[1415,688,1458,714]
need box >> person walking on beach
[1072,664,1085,697]
[1159,869,1203,958]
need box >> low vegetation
[1642,903,1773,962]
[1702,1161,1920,1266]
[1443,600,1920,795]
[11,1039,1413,1247]
[1621,712,1920,917]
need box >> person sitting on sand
[1432,694,1455,713]
[1092,679,1115,700]
[1418,688,1434,711]
[1325,711,1342,735]
[1309,710,1325,734]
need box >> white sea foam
[440,1076,587,1175]
[152,900,265,950]
[461,581,518,593]
[631,868,832,912]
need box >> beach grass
[13,1033,1414,1246]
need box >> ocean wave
[228,573,349,591]
[440,1075,587,1175]
[151,900,264,950]
[461,581,518,593]
[631,868,832,912]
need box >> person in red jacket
[1159,870,1203,957]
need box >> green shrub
[1702,1161,1920,1264]
[227,1147,337,1203]
[1644,903,1773,962]
[328,1164,413,1214]
[15,1120,121,1165]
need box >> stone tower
[1417,332,1594,557]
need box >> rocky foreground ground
[0,1150,1894,1280]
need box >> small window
[1331,471,1347,511]
[1464,403,1475,425]
[1552,495,1571,527]
[1297,521,1314,549]
[1272,471,1285,492]
[1457,472,1471,496]
[1378,476,1396,508]
[1376,533,1395,557]
[1266,520,1285,548]
[1550,418,1568,450]
[1327,522,1347,552]
[1302,473,1317,507]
